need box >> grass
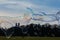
[0,36,60,40]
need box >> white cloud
[0,11,23,17]
[0,0,60,29]
[0,1,32,7]
[0,0,7,1]
[0,0,59,14]
[0,0,59,17]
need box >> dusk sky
[0,0,60,17]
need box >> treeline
[0,23,60,37]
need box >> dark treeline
[0,23,60,37]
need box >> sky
[0,0,60,28]
[0,0,60,17]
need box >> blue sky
[0,0,60,17]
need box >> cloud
[0,0,59,17]
[0,10,23,17]
[0,1,33,12]
[0,0,60,28]
[0,0,7,1]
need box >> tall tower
[17,23,20,27]
[15,23,20,27]
[15,23,18,27]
